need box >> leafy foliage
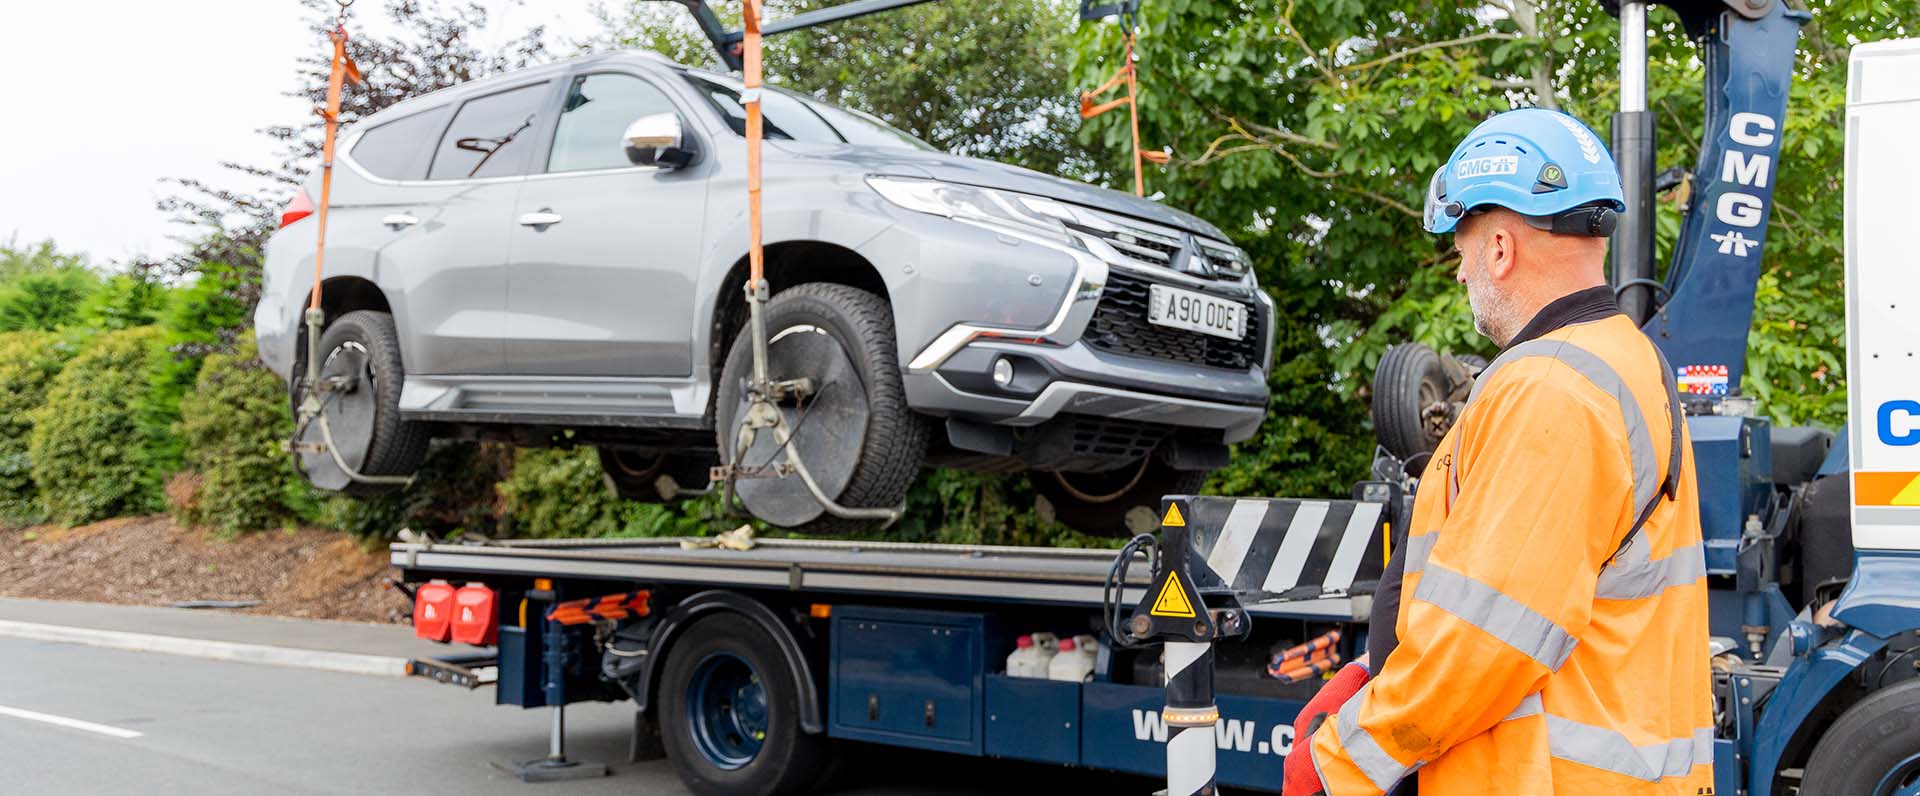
[0,268,98,333]
[602,0,1091,176]
[0,331,79,523]
[496,447,728,539]
[171,341,312,535]
[319,441,513,540]
[28,328,165,524]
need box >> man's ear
[1486,220,1519,281]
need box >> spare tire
[1033,457,1210,537]
[1371,343,1455,461]
[292,310,430,497]
[598,448,717,502]
[714,284,929,533]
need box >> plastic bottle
[1047,635,1097,682]
[1006,634,1050,677]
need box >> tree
[1070,0,1913,497]
[601,0,1092,176]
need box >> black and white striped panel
[1185,498,1387,601]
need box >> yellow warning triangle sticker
[1894,475,1920,506]
[1150,571,1196,618]
[1162,503,1186,527]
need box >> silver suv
[255,51,1274,535]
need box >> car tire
[658,613,828,796]
[714,283,929,533]
[1033,457,1210,536]
[292,310,429,496]
[1371,342,1452,461]
[1798,678,1920,796]
[598,448,715,502]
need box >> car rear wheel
[658,614,828,796]
[714,283,929,533]
[292,310,429,496]
[1033,457,1210,536]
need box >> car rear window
[348,106,451,181]
[427,81,551,180]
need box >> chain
[335,0,353,30]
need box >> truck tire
[715,283,929,533]
[1033,458,1210,536]
[1799,678,1920,796]
[292,310,429,496]
[658,613,828,796]
[598,448,715,502]
[1372,343,1452,460]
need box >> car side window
[548,73,680,173]
[427,82,550,181]
[349,106,451,181]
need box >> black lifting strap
[1611,345,1686,563]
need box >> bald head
[1452,208,1609,346]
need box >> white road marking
[0,704,143,739]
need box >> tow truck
[388,2,1920,795]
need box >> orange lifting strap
[743,0,767,293]
[1079,30,1167,197]
[310,2,365,315]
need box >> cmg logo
[1880,400,1920,447]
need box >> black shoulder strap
[1612,345,1685,562]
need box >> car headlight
[866,176,1079,246]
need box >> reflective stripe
[1503,692,1543,722]
[1470,338,1661,515]
[1547,715,1714,782]
[1596,541,1707,600]
[1412,563,1579,670]
[1334,683,1413,791]
[1402,531,1440,575]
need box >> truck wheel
[1033,458,1210,536]
[659,613,827,796]
[292,310,429,496]
[1371,343,1452,460]
[715,283,929,533]
[597,448,715,502]
[1800,678,1920,796]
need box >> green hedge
[0,330,79,522]
[496,447,725,539]
[170,340,310,535]
[28,327,164,524]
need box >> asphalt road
[0,636,1154,795]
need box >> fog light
[991,357,1015,386]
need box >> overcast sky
[0,0,604,267]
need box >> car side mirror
[624,113,695,168]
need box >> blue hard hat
[1422,108,1625,235]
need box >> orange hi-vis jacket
[1310,313,1713,794]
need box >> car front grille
[1083,270,1263,371]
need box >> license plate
[1147,284,1246,341]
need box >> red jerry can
[413,581,456,642]
[451,583,499,646]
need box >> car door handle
[381,213,419,230]
[518,210,563,229]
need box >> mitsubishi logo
[1710,230,1758,257]
[1176,234,1214,277]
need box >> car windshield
[684,74,934,152]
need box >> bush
[0,330,79,523]
[28,327,165,524]
[81,272,170,331]
[144,265,255,482]
[169,340,309,535]
[321,440,513,540]
[0,268,98,332]
[496,447,724,539]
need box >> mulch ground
[0,515,407,623]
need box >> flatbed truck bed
[390,496,1391,795]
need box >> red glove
[1283,661,1371,796]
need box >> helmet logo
[1552,114,1604,164]
[1455,155,1519,179]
